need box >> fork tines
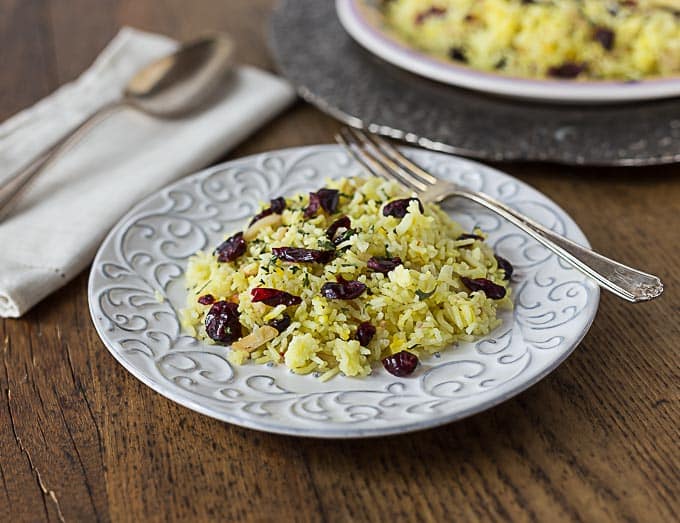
[335,128,436,192]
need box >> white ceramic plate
[88,145,599,438]
[336,0,680,103]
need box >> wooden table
[1,1,678,521]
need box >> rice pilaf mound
[383,0,680,80]
[181,177,512,381]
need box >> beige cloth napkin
[0,27,296,317]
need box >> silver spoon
[0,33,235,220]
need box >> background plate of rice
[88,145,599,438]
[336,0,680,103]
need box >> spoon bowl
[125,33,235,117]
[0,32,235,220]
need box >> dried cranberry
[382,351,419,377]
[318,189,339,213]
[356,322,376,346]
[382,198,424,218]
[495,255,514,280]
[461,277,506,299]
[320,277,367,300]
[251,287,302,307]
[415,6,446,24]
[269,196,286,214]
[249,197,286,225]
[593,27,615,51]
[272,247,335,264]
[457,233,484,241]
[449,47,467,62]
[205,301,242,343]
[304,193,320,218]
[326,216,351,240]
[215,232,246,262]
[367,256,403,274]
[197,294,215,305]
[548,62,587,79]
[268,313,291,333]
[593,26,614,51]
[305,188,339,217]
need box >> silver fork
[336,127,663,303]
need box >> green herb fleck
[317,239,336,250]
[303,272,310,288]
[334,229,356,245]
[195,279,212,295]
[415,288,436,301]
[290,266,300,274]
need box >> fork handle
[450,190,663,302]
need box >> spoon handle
[0,100,123,221]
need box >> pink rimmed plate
[336,0,680,103]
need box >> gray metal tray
[269,0,680,166]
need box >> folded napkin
[0,27,296,317]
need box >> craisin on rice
[181,176,512,381]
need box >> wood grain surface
[0,1,678,522]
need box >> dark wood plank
[0,0,57,120]
[0,0,678,522]
[0,2,70,521]
[0,280,109,522]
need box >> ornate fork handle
[336,127,664,303]
[432,186,663,303]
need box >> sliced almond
[242,262,260,276]
[231,325,278,352]
[244,214,282,240]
